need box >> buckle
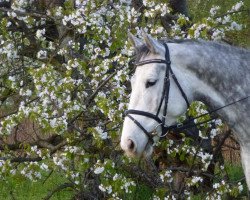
[164,77,170,81]
[151,131,158,136]
[150,123,163,136]
[177,123,183,128]
[154,123,162,131]
[160,130,169,138]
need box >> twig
[214,9,250,19]
[0,97,39,119]
[0,7,52,19]
[43,182,74,200]
[42,170,54,184]
[0,2,10,7]
[177,139,203,198]
[38,137,68,154]
[10,190,16,200]
[50,140,68,154]
[68,67,123,125]
[87,67,123,105]
[0,156,42,163]
[167,166,214,179]
[46,0,58,9]
[121,163,163,189]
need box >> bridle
[125,43,190,144]
[124,42,250,145]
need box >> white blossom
[210,6,220,16]
[37,50,47,59]
[36,29,45,39]
[231,1,244,12]
[94,167,104,174]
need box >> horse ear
[128,32,143,48]
[141,30,161,54]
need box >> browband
[135,59,170,67]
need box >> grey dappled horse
[120,32,250,191]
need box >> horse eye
[146,80,157,88]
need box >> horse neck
[168,41,250,111]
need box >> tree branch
[67,66,123,126]
[121,163,163,189]
[0,156,42,163]
[214,9,250,19]
[0,7,52,19]
[43,182,74,200]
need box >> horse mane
[135,39,250,63]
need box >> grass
[225,163,248,196]
[0,171,153,200]
[226,163,245,181]
[0,162,247,200]
[0,171,74,200]
[124,184,153,200]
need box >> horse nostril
[127,139,135,151]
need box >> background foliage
[0,0,249,199]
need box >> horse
[120,32,250,191]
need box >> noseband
[125,43,190,144]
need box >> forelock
[135,44,151,62]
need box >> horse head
[120,32,189,157]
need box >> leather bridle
[124,42,250,145]
[125,43,190,144]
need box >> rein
[125,43,250,143]
[171,95,250,132]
